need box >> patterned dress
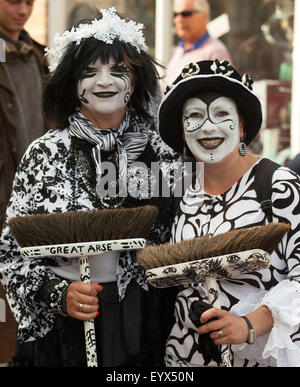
[165,159,300,367]
[0,123,181,366]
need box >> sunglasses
[173,10,199,18]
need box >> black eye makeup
[110,63,130,75]
[79,66,97,80]
[110,64,131,91]
[79,63,131,81]
[216,110,229,117]
[183,104,236,133]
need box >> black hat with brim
[158,60,262,154]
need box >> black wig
[43,27,162,129]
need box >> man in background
[162,0,233,89]
[0,0,49,364]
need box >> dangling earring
[238,136,247,156]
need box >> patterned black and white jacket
[0,126,182,343]
[165,159,300,367]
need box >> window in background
[209,0,294,162]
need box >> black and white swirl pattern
[166,159,300,367]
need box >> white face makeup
[77,57,134,122]
[182,96,241,163]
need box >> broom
[8,205,158,367]
[136,222,290,367]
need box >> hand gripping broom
[8,205,158,367]
[136,222,290,367]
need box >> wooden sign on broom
[9,205,158,367]
[136,222,290,367]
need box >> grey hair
[173,0,211,20]
[194,0,211,19]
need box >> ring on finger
[79,303,84,313]
[217,329,223,339]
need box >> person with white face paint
[158,60,300,367]
[182,94,242,164]
[0,8,181,367]
[77,57,134,127]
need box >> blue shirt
[178,32,210,53]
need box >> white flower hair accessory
[45,7,148,72]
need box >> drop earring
[238,136,247,156]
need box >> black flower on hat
[165,84,174,94]
[242,73,254,91]
[181,62,200,78]
[210,59,234,77]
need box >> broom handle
[205,277,231,368]
[79,256,98,367]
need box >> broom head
[9,206,158,248]
[136,222,290,288]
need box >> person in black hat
[159,60,300,367]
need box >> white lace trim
[45,7,148,72]
[231,280,300,367]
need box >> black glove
[188,300,222,365]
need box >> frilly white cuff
[230,279,300,367]
[45,7,148,72]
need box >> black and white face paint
[182,94,240,163]
[77,56,133,118]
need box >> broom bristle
[136,223,290,270]
[8,206,158,247]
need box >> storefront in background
[212,0,294,163]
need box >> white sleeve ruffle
[230,279,300,367]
